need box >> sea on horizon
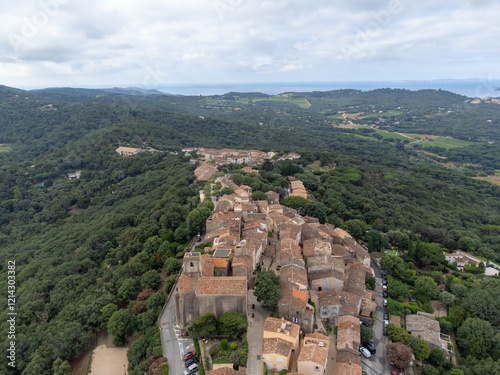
[155,79,500,98]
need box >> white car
[383,299,387,306]
[359,347,371,358]
[384,319,390,326]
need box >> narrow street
[361,260,390,375]
[159,289,194,375]
[246,289,267,375]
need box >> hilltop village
[173,165,377,375]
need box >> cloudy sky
[1,0,499,90]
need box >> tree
[366,230,389,252]
[387,325,411,344]
[428,347,446,367]
[252,190,268,201]
[186,207,211,235]
[457,317,494,358]
[164,257,182,275]
[365,277,376,290]
[221,187,234,196]
[416,243,445,266]
[414,340,430,362]
[446,370,464,375]
[189,313,218,340]
[218,312,248,338]
[415,276,440,299]
[100,303,118,325]
[52,358,72,375]
[380,255,408,279]
[146,291,166,313]
[386,342,413,369]
[463,278,500,326]
[118,278,139,301]
[140,270,161,289]
[164,275,177,294]
[220,339,229,350]
[422,365,440,375]
[107,309,133,346]
[343,219,367,239]
[439,291,456,307]
[448,305,470,328]
[254,270,281,310]
[360,326,374,343]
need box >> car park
[183,350,196,361]
[359,347,371,358]
[383,291,388,298]
[362,342,376,354]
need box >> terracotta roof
[335,349,362,375]
[334,228,351,239]
[292,289,307,301]
[213,258,229,268]
[280,264,308,288]
[197,277,247,295]
[308,269,345,283]
[263,317,300,338]
[297,343,328,367]
[262,337,293,357]
[304,333,330,345]
[201,254,214,277]
[232,255,254,269]
[337,315,361,351]
[177,273,197,293]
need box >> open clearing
[474,175,500,186]
[90,332,129,375]
[0,145,10,152]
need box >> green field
[253,95,311,108]
[363,110,402,118]
[372,129,409,140]
[327,114,344,119]
[418,137,475,149]
[0,145,11,152]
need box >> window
[278,357,283,363]
[266,356,270,362]
[325,287,327,291]
[325,281,328,285]
[336,282,340,286]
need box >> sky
[1,0,499,90]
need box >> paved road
[246,289,266,375]
[160,292,194,375]
[361,261,391,375]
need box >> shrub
[230,343,238,350]
[221,339,229,351]
[209,346,218,356]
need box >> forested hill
[0,84,500,374]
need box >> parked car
[383,326,388,336]
[383,291,388,298]
[183,363,198,375]
[391,369,403,375]
[360,321,370,327]
[382,285,388,291]
[384,319,390,326]
[185,357,199,368]
[383,299,387,307]
[183,350,196,361]
[362,342,376,354]
[359,347,371,358]
[382,279,387,285]
[384,312,389,320]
